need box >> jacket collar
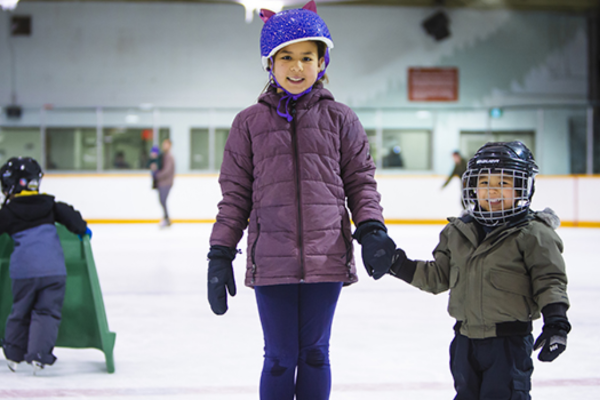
[258,82,334,112]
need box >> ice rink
[1,223,599,399]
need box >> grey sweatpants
[158,185,172,221]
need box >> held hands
[207,246,238,315]
[353,221,396,280]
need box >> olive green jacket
[406,209,569,339]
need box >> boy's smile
[476,173,516,212]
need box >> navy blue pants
[450,334,534,400]
[255,282,343,400]
[2,276,66,365]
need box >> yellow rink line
[86,219,600,228]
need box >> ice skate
[159,218,171,228]
[30,361,44,375]
[7,359,19,372]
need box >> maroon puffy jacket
[210,84,385,287]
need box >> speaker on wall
[422,11,450,41]
[11,15,31,36]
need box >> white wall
[0,3,586,108]
[0,2,590,175]
[39,174,600,226]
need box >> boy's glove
[389,248,418,283]
[353,221,396,280]
[534,303,571,362]
[207,246,237,315]
[78,227,93,241]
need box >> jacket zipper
[290,104,305,281]
[251,222,261,284]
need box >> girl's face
[272,41,324,95]
[476,173,516,212]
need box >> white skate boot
[30,360,44,375]
[7,359,19,372]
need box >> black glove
[353,221,396,280]
[534,303,571,362]
[389,248,418,283]
[207,246,237,315]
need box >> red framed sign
[408,67,459,102]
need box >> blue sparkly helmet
[259,1,334,72]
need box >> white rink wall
[40,174,600,226]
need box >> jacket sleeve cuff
[390,258,417,283]
[541,302,571,332]
[208,245,238,261]
[352,220,387,243]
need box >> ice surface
[1,224,598,399]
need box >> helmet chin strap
[268,49,329,122]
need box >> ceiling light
[238,0,283,23]
[0,0,19,11]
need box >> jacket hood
[5,194,55,221]
[533,207,561,230]
[258,82,334,111]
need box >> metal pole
[208,109,216,171]
[375,109,383,170]
[536,108,544,173]
[40,107,47,169]
[96,107,103,172]
[587,106,594,175]
[153,108,159,147]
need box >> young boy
[147,145,163,189]
[388,142,570,399]
[0,157,90,374]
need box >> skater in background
[207,2,395,399]
[147,145,162,189]
[152,138,175,227]
[442,150,467,208]
[387,142,570,399]
[0,157,90,374]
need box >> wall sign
[408,67,459,102]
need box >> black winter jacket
[0,193,87,279]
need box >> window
[0,127,41,165]
[190,128,230,171]
[190,129,209,170]
[46,128,97,171]
[362,128,432,171]
[460,131,535,161]
[214,129,229,171]
[382,130,431,170]
[103,128,169,171]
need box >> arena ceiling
[16,0,600,13]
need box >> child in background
[207,2,395,399]
[388,142,570,399]
[147,145,162,189]
[0,157,90,374]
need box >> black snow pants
[2,275,66,365]
[450,333,534,400]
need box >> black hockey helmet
[0,157,44,197]
[461,141,539,226]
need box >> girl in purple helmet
[207,2,395,399]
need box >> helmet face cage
[0,157,43,197]
[462,168,533,226]
[461,141,538,227]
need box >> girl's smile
[272,41,324,95]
